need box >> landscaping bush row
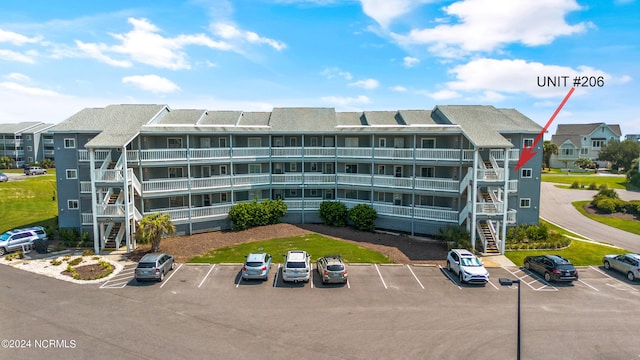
[228,199,287,231]
[318,201,377,231]
[505,224,571,250]
[590,187,640,215]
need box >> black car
[523,255,578,282]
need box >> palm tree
[136,213,176,252]
[543,140,558,170]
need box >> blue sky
[0,0,638,137]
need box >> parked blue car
[241,253,272,281]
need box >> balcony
[232,174,271,187]
[271,147,303,157]
[272,173,303,184]
[232,147,270,159]
[303,173,336,184]
[414,177,460,192]
[146,204,232,223]
[337,173,372,186]
[339,199,459,223]
[475,202,505,214]
[476,168,505,182]
[374,148,413,159]
[303,147,335,157]
[191,176,232,190]
[373,175,413,189]
[78,150,111,162]
[337,147,372,158]
[283,199,324,210]
[143,178,189,193]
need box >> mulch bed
[126,223,448,265]
[62,263,113,280]
[582,204,640,221]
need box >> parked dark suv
[524,255,578,282]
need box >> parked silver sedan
[603,254,640,281]
[316,255,348,284]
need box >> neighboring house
[50,104,543,255]
[549,123,622,169]
[625,134,640,142]
[0,122,55,168]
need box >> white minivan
[282,250,311,283]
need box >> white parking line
[438,265,461,289]
[578,279,599,292]
[159,263,183,288]
[406,265,424,289]
[590,266,639,292]
[487,279,499,290]
[310,265,314,289]
[198,264,216,288]
[99,268,135,289]
[504,266,557,291]
[273,264,281,287]
[374,264,387,289]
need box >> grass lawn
[505,238,626,266]
[0,171,58,233]
[541,173,637,190]
[539,218,589,241]
[189,233,393,264]
[573,200,640,236]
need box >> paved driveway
[540,181,640,252]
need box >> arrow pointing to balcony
[516,87,575,171]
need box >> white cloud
[0,49,37,63]
[424,89,460,100]
[0,82,61,96]
[211,23,286,51]
[444,58,615,98]
[359,0,433,28]
[403,56,420,68]
[321,67,353,80]
[0,29,42,45]
[4,73,31,82]
[122,75,181,94]
[392,0,588,57]
[321,95,371,106]
[391,85,407,92]
[75,41,132,68]
[349,78,379,89]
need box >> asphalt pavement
[540,181,640,252]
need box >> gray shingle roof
[0,122,45,134]
[397,110,436,125]
[270,107,337,132]
[434,105,542,147]
[51,104,167,148]
[155,109,207,125]
[199,111,242,125]
[238,112,271,126]
[551,123,623,147]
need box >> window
[248,137,262,147]
[274,163,283,174]
[379,138,387,147]
[66,169,77,179]
[421,138,435,148]
[310,137,318,147]
[345,164,357,174]
[324,136,334,147]
[310,162,318,172]
[170,196,184,207]
[27,157,33,162]
[26,135,32,140]
[202,166,211,177]
[203,194,211,207]
[345,137,358,147]
[290,189,297,197]
[521,168,532,178]
[27,146,32,151]
[221,192,228,202]
[592,139,604,148]
[420,167,434,178]
[345,189,357,199]
[219,165,227,175]
[219,137,227,148]
[523,138,534,148]
[290,162,297,172]
[290,137,297,147]
[249,164,261,174]
[167,138,183,148]
[520,198,531,208]
[168,167,184,178]
[561,148,574,156]
[68,200,79,210]
[64,138,76,149]
[273,137,283,147]
[378,165,386,175]
[580,148,589,155]
[310,189,318,197]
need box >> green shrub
[68,257,83,266]
[348,204,377,231]
[437,225,471,250]
[570,181,580,189]
[588,182,598,190]
[5,251,24,261]
[319,201,348,227]
[50,258,62,266]
[228,199,288,231]
[594,198,617,214]
[59,228,81,247]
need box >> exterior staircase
[104,223,122,249]
[479,221,499,254]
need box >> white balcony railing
[373,175,413,189]
[476,168,505,181]
[271,147,303,157]
[415,177,460,192]
[80,181,92,193]
[374,148,413,159]
[303,147,335,157]
[338,199,458,223]
[337,147,372,158]
[475,202,505,214]
[191,176,232,190]
[190,148,231,160]
[283,199,324,210]
[508,180,518,193]
[78,149,110,162]
[303,174,336,184]
[232,147,270,158]
[337,174,372,186]
[143,178,189,193]
[233,174,271,187]
[272,173,303,184]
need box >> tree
[598,139,640,171]
[628,158,640,187]
[0,156,13,169]
[543,140,558,170]
[136,213,176,252]
[574,157,595,169]
[39,158,55,169]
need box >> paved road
[540,181,640,252]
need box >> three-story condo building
[51,104,543,255]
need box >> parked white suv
[446,249,489,284]
[282,250,311,283]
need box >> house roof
[53,104,539,148]
[433,105,542,148]
[551,123,623,147]
[51,104,167,148]
[0,122,48,134]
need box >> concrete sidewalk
[480,255,516,268]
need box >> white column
[470,149,478,251]
[122,147,131,253]
[89,149,100,254]
[501,148,510,254]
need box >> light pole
[499,278,521,360]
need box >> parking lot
[99,261,640,298]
